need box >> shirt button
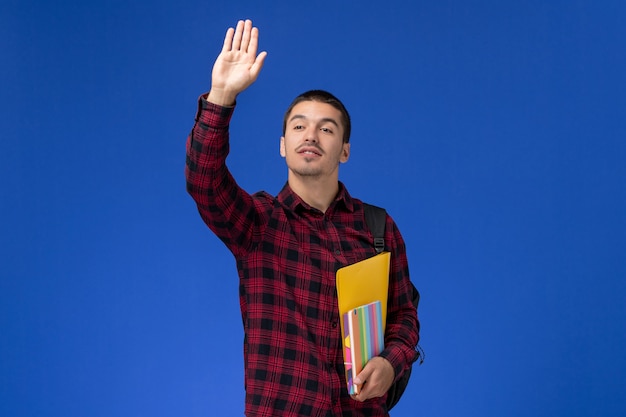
[334,249,341,255]
[331,321,338,328]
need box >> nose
[304,128,318,143]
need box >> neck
[287,173,339,213]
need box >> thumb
[250,51,268,79]
[353,362,374,385]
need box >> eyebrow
[288,114,340,128]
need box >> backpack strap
[363,203,386,254]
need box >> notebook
[341,300,385,394]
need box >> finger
[222,27,235,52]
[232,20,245,50]
[355,387,371,402]
[249,51,267,79]
[354,364,373,386]
[351,389,365,402]
[240,19,253,52]
[353,383,374,403]
[351,393,364,402]
[247,26,259,55]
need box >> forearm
[380,304,419,383]
[185,95,257,255]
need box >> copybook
[341,300,385,394]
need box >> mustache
[295,143,324,154]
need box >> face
[280,101,350,179]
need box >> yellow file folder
[336,251,391,336]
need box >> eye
[293,125,304,130]
[320,127,333,134]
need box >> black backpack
[363,203,424,411]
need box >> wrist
[206,88,237,107]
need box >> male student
[186,19,420,417]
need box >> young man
[186,19,420,417]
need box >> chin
[292,167,322,177]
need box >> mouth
[297,146,323,157]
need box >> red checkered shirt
[186,96,420,417]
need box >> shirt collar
[277,181,355,214]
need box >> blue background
[2,1,625,416]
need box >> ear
[340,142,350,163]
[279,136,286,157]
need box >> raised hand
[207,19,267,106]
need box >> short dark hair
[282,90,351,143]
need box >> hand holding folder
[336,252,390,394]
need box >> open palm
[209,20,267,104]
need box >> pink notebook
[341,300,385,395]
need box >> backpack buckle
[373,237,385,253]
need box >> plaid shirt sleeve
[379,216,421,384]
[185,95,264,257]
